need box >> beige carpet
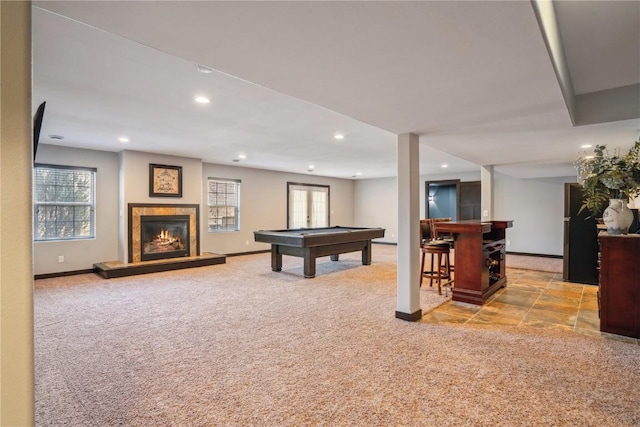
[35,245,639,426]
[507,253,563,274]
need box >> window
[287,183,329,228]
[208,178,240,232]
[33,164,96,241]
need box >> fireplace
[140,215,190,261]
[128,204,199,263]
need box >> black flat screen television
[33,101,46,164]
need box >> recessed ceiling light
[307,165,315,172]
[581,144,592,149]
[356,172,362,176]
[196,64,214,74]
[118,136,130,143]
[195,96,210,104]
[334,134,345,140]
[441,164,449,168]
[48,134,64,140]
[238,154,247,160]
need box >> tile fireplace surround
[128,203,199,263]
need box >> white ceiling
[32,1,640,180]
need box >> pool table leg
[362,240,372,265]
[271,245,282,272]
[330,254,339,261]
[304,248,316,278]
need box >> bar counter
[434,220,514,305]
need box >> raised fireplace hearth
[128,204,199,263]
[95,204,225,279]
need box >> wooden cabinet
[434,220,513,305]
[598,234,640,338]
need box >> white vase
[602,199,634,235]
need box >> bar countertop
[433,220,513,234]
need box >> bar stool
[431,218,455,273]
[419,219,453,296]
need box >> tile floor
[421,267,639,345]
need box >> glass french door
[287,183,329,229]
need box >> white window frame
[287,182,330,229]
[33,163,96,241]
[207,177,241,232]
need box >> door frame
[425,179,460,219]
[286,182,330,229]
[425,179,482,220]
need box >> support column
[481,165,494,220]
[0,1,35,424]
[396,133,421,321]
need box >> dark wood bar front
[434,220,514,305]
[598,233,640,338]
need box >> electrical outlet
[245,240,249,246]
[506,240,511,246]
[58,255,64,263]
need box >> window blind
[33,164,96,241]
[207,178,241,232]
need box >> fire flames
[144,228,184,254]
[157,229,180,245]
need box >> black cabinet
[563,183,599,285]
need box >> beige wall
[354,171,573,256]
[34,146,207,272]
[494,172,573,256]
[354,171,481,244]
[0,1,35,424]
[119,150,202,262]
[32,146,357,271]
[354,176,399,242]
[33,145,120,275]
[201,163,355,255]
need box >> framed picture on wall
[149,164,182,197]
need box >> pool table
[254,226,386,278]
